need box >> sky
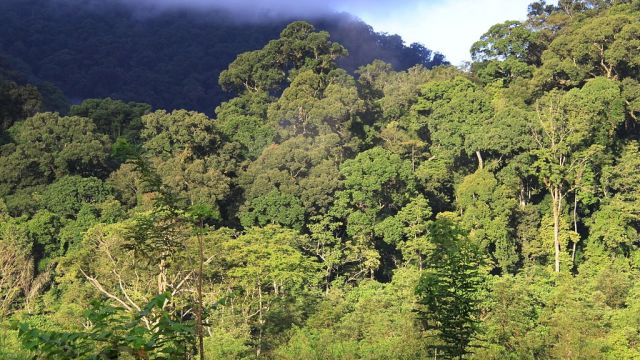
[335,0,535,65]
[113,0,536,65]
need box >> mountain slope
[0,0,447,113]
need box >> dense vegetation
[0,0,446,114]
[1,0,640,358]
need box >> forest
[1,0,640,359]
[0,0,446,114]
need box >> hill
[0,0,447,113]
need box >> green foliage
[141,110,220,158]
[471,20,546,64]
[415,76,495,167]
[534,6,640,89]
[209,225,321,356]
[41,176,112,218]
[276,268,429,360]
[0,326,32,360]
[219,22,347,95]
[16,293,195,359]
[375,195,434,268]
[268,69,364,146]
[215,91,276,160]
[220,225,320,292]
[239,134,342,227]
[0,113,111,193]
[589,141,640,254]
[456,170,519,272]
[70,98,151,142]
[3,4,640,358]
[240,190,306,230]
[336,147,417,217]
[26,210,63,270]
[472,274,548,359]
[203,326,251,360]
[416,215,485,358]
[0,75,41,132]
[0,215,35,317]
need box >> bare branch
[80,269,133,312]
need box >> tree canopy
[3,2,640,359]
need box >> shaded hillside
[0,0,447,113]
[0,56,68,136]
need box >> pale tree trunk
[411,146,416,172]
[572,194,578,266]
[519,185,527,209]
[256,285,263,358]
[196,227,205,360]
[551,187,562,273]
[475,150,484,170]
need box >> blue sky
[332,0,535,65]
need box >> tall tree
[531,77,624,272]
[0,113,111,194]
[219,21,347,95]
[414,76,494,170]
[416,214,484,359]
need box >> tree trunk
[475,150,484,170]
[257,285,263,358]
[552,187,562,273]
[572,194,578,266]
[196,227,205,360]
[519,186,526,209]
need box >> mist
[54,0,391,22]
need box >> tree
[531,77,624,272]
[335,147,417,218]
[140,110,231,215]
[471,20,546,65]
[106,163,145,208]
[26,209,63,271]
[0,215,36,316]
[0,113,111,192]
[267,69,364,146]
[61,206,200,335]
[535,8,640,89]
[276,268,429,359]
[588,141,640,255]
[0,77,41,132]
[17,293,195,359]
[473,274,548,359]
[219,21,347,95]
[41,176,112,218]
[150,155,230,215]
[456,170,519,272]
[69,98,150,142]
[414,76,494,170]
[327,147,418,280]
[239,135,342,226]
[375,195,434,269]
[141,110,220,159]
[239,190,306,230]
[214,91,275,160]
[416,213,485,359]
[379,120,428,170]
[378,65,459,122]
[334,147,416,224]
[211,225,320,357]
